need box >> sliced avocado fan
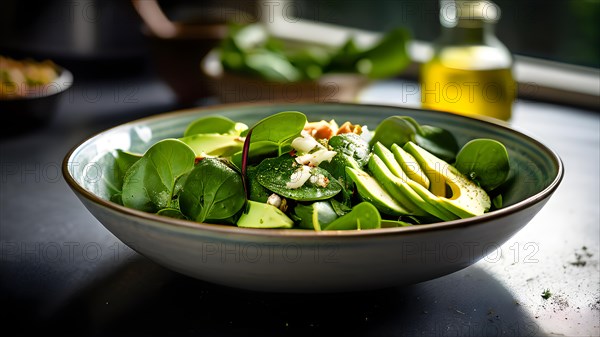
[404,141,491,218]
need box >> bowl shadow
[32,256,549,337]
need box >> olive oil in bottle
[421,0,515,121]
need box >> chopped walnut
[304,120,338,140]
[336,121,362,135]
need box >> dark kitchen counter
[1,70,599,336]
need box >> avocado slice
[237,201,294,228]
[403,179,460,221]
[367,154,428,216]
[391,143,430,189]
[345,166,412,216]
[370,145,458,221]
[404,142,491,218]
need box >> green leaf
[122,139,195,213]
[246,165,272,203]
[98,149,141,201]
[369,116,416,149]
[234,111,307,168]
[179,158,246,223]
[179,134,244,158]
[325,27,411,79]
[414,125,459,163]
[370,116,458,163]
[492,194,503,209]
[319,152,360,195]
[357,27,411,79]
[218,22,410,81]
[455,138,510,192]
[381,219,413,228]
[328,133,370,167]
[245,50,303,82]
[293,201,339,230]
[255,154,342,201]
[157,208,188,220]
[184,115,248,136]
[322,202,381,230]
[247,111,307,153]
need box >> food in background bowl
[201,23,410,103]
[0,55,73,136]
[0,55,59,99]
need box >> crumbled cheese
[291,131,320,153]
[309,173,329,188]
[286,165,312,189]
[295,149,337,166]
[359,125,373,144]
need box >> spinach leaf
[157,208,188,220]
[244,50,303,82]
[179,134,244,158]
[286,46,331,80]
[97,149,141,203]
[414,125,459,164]
[380,219,413,228]
[218,23,410,82]
[220,23,303,82]
[369,116,415,149]
[370,116,458,163]
[358,27,410,79]
[454,138,510,192]
[255,154,342,201]
[234,111,307,167]
[179,158,246,223]
[293,201,339,230]
[324,28,411,79]
[492,194,503,209]
[237,111,307,197]
[122,139,195,213]
[246,165,271,203]
[322,202,381,230]
[184,115,247,136]
[318,152,359,198]
[245,111,307,157]
[330,198,353,217]
[318,133,370,198]
[328,133,370,167]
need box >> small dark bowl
[0,65,73,137]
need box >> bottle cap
[440,0,501,28]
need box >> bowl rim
[62,101,564,239]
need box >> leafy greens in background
[218,23,411,82]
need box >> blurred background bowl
[200,49,371,104]
[131,0,255,107]
[0,60,73,137]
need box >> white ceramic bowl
[63,103,563,293]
